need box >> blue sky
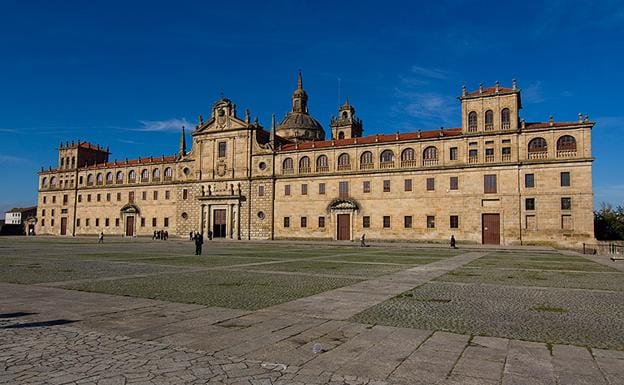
[1,0,623,212]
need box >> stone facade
[35,77,595,247]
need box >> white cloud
[0,154,30,164]
[410,65,449,80]
[134,118,191,132]
[522,81,545,104]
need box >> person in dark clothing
[450,235,457,249]
[194,232,204,255]
[208,230,213,240]
[189,231,193,241]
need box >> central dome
[275,72,326,141]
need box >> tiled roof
[524,121,588,129]
[62,141,109,152]
[7,206,37,213]
[84,155,178,170]
[279,128,462,151]
[465,87,516,97]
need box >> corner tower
[459,80,521,134]
[275,72,325,141]
[330,99,363,139]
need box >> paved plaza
[1,237,623,384]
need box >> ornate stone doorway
[328,198,360,241]
[120,204,140,237]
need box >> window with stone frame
[468,111,477,131]
[426,215,435,229]
[450,215,459,228]
[284,184,291,196]
[404,216,412,228]
[218,142,227,158]
[383,180,391,192]
[501,108,511,129]
[318,216,325,228]
[526,198,535,211]
[319,183,325,195]
[560,172,571,187]
[525,173,535,188]
[164,217,169,227]
[258,185,265,196]
[404,179,412,191]
[301,184,308,195]
[383,216,391,228]
[301,217,307,228]
[339,181,349,198]
[484,174,497,193]
[561,197,572,210]
[561,215,573,230]
[363,181,371,193]
[284,217,290,228]
[485,110,494,130]
[450,176,458,190]
[450,147,458,161]
[363,216,370,228]
[426,178,435,191]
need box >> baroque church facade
[36,74,595,246]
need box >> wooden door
[213,209,226,238]
[60,217,67,235]
[126,216,134,236]
[482,214,500,244]
[337,214,350,240]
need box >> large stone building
[36,74,595,246]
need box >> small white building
[5,211,22,224]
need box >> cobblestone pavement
[1,247,624,384]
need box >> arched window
[401,148,415,161]
[41,177,48,188]
[380,150,395,163]
[116,171,124,183]
[338,131,345,139]
[87,174,94,185]
[557,135,577,151]
[283,158,294,173]
[360,151,373,169]
[96,173,103,185]
[337,153,350,170]
[141,169,149,181]
[71,157,75,168]
[164,167,173,180]
[106,172,113,184]
[299,156,310,173]
[316,155,329,171]
[501,108,511,129]
[152,168,160,181]
[342,111,348,119]
[423,146,438,165]
[128,170,136,182]
[468,111,477,131]
[50,176,57,187]
[485,110,494,130]
[528,137,548,152]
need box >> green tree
[594,203,624,240]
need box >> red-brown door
[126,216,134,236]
[60,217,67,235]
[337,214,350,240]
[213,209,227,238]
[482,214,500,244]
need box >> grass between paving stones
[471,252,616,272]
[58,270,363,310]
[350,281,624,350]
[238,260,409,278]
[120,255,279,268]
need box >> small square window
[363,216,370,228]
[318,216,325,228]
[383,216,391,228]
[426,178,435,191]
[404,216,412,228]
[526,198,535,210]
[383,180,391,192]
[450,176,458,190]
[284,217,290,228]
[404,179,412,192]
[450,215,459,229]
[561,197,571,210]
[427,216,435,229]
[525,173,535,188]
[363,181,371,193]
[561,172,571,187]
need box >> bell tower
[330,99,363,139]
[292,71,308,113]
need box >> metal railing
[582,243,623,258]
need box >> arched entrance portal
[120,204,140,237]
[327,198,359,241]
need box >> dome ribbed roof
[276,112,325,140]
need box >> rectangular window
[427,215,435,229]
[561,197,572,210]
[561,172,571,187]
[284,217,290,228]
[502,147,511,156]
[383,180,391,192]
[95,218,99,227]
[63,194,68,205]
[363,216,370,228]
[142,191,147,200]
[41,219,45,226]
[78,195,82,203]
[141,218,145,227]
[469,149,478,160]
[152,218,157,227]
[129,191,135,203]
[526,215,536,230]
[450,176,458,190]
[115,218,120,227]
[404,216,412,228]
[525,198,535,210]
[484,174,497,193]
[182,189,188,200]
[97,194,101,202]
[61,208,67,214]
[383,216,391,228]
[106,193,111,202]
[76,218,80,227]
[42,209,46,216]
[117,192,121,201]
[258,185,265,196]
[52,196,56,203]
[164,217,169,227]
[450,147,458,161]
[525,173,535,188]
[165,190,170,199]
[301,184,308,195]
[426,178,435,191]
[301,217,307,228]
[218,141,227,158]
[43,196,47,204]
[363,181,371,193]
[318,216,325,228]
[87,194,91,202]
[319,183,325,195]
[339,181,349,198]
[450,215,459,229]
[51,209,55,216]
[285,184,291,196]
[404,179,412,191]
[562,215,573,230]
[153,191,158,200]
[85,218,89,226]
[105,218,109,227]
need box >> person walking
[98,231,104,244]
[194,232,204,255]
[189,231,193,241]
[360,233,366,247]
[450,234,457,249]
